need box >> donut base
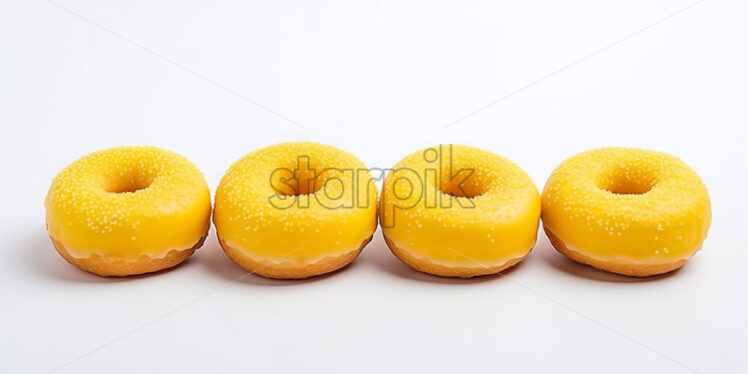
[383,235,529,278]
[543,226,690,277]
[50,235,207,277]
[218,235,372,279]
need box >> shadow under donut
[536,235,681,283]
[197,231,352,286]
[367,231,524,284]
[22,228,187,283]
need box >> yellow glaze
[45,146,212,259]
[542,147,711,272]
[213,142,377,277]
[379,145,541,277]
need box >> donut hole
[279,181,323,196]
[105,172,155,194]
[439,173,488,198]
[599,167,656,195]
[273,168,323,196]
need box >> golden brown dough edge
[218,235,372,280]
[383,235,530,278]
[50,234,207,277]
[542,225,691,277]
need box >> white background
[1,0,747,373]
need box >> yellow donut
[379,145,541,278]
[213,142,378,279]
[45,146,212,276]
[541,147,711,277]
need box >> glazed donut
[213,142,377,279]
[542,147,711,277]
[379,145,541,278]
[45,146,212,276]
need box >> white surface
[1,0,747,373]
